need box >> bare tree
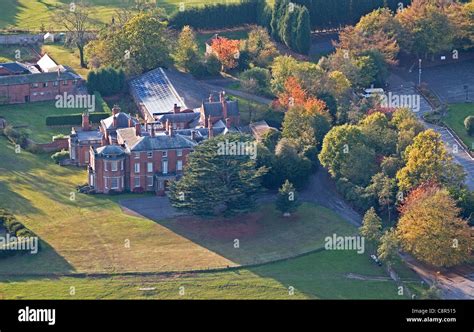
[53,1,92,68]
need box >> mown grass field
[0,118,354,275]
[445,103,474,151]
[0,101,90,143]
[0,0,242,31]
[0,251,424,299]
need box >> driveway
[387,72,474,190]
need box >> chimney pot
[112,104,120,115]
[173,104,181,114]
[82,112,90,131]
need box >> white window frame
[111,161,118,171]
[162,160,168,174]
[147,151,153,158]
[134,163,140,173]
[134,177,140,188]
[147,162,153,173]
[134,152,140,159]
[177,160,183,171]
[147,176,154,187]
[177,149,183,157]
[111,177,119,189]
[162,151,167,158]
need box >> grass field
[445,103,474,151]
[0,123,358,275]
[0,101,90,143]
[0,250,424,299]
[0,0,242,31]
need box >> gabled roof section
[0,62,30,75]
[101,113,137,130]
[0,70,80,86]
[129,68,186,117]
[37,53,62,73]
[202,99,239,118]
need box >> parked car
[370,254,383,266]
[361,88,385,98]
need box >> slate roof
[156,112,200,124]
[101,113,138,130]
[0,62,30,75]
[75,130,103,143]
[95,145,126,159]
[202,99,239,118]
[116,127,197,151]
[0,70,80,86]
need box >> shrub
[464,115,474,136]
[51,150,70,163]
[239,67,272,96]
[46,112,109,126]
[205,55,221,76]
[87,67,126,96]
[3,125,29,148]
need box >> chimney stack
[208,118,214,139]
[135,123,141,137]
[82,112,90,131]
[191,130,197,141]
[151,124,155,137]
[112,115,117,128]
[112,104,120,115]
[128,117,134,128]
[173,104,181,114]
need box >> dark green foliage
[169,0,264,29]
[87,67,126,96]
[169,133,267,216]
[45,113,109,126]
[2,125,29,148]
[292,0,410,30]
[51,150,70,164]
[275,180,301,215]
[239,67,272,96]
[0,208,40,259]
[464,115,474,136]
[295,6,311,54]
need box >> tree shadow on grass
[0,238,75,278]
[0,0,22,29]
[0,181,42,216]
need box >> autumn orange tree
[397,182,472,268]
[278,76,326,113]
[211,37,240,71]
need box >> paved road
[387,73,474,190]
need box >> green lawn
[0,0,243,31]
[0,250,423,299]
[0,101,88,143]
[445,103,474,151]
[42,45,90,78]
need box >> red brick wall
[0,79,79,104]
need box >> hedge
[169,0,266,29]
[46,112,109,126]
[0,208,40,258]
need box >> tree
[53,1,92,68]
[173,26,200,72]
[274,138,312,189]
[397,183,472,267]
[359,112,397,156]
[464,115,474,136]
[281,105,331,151]
[239,67,272,96]
[261,129,281,152]
[319,124,377,186]
[360,207,382,253]
[275,180,301,216]
[210,37,240,71]
[396,129,465,192]
[366,172,397,223]
[85,11,172,74]
[396,0,455,58]
[245,26,278,67]
[377,227,399,267]
[295,6,311,54]
[169,133,266,215]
